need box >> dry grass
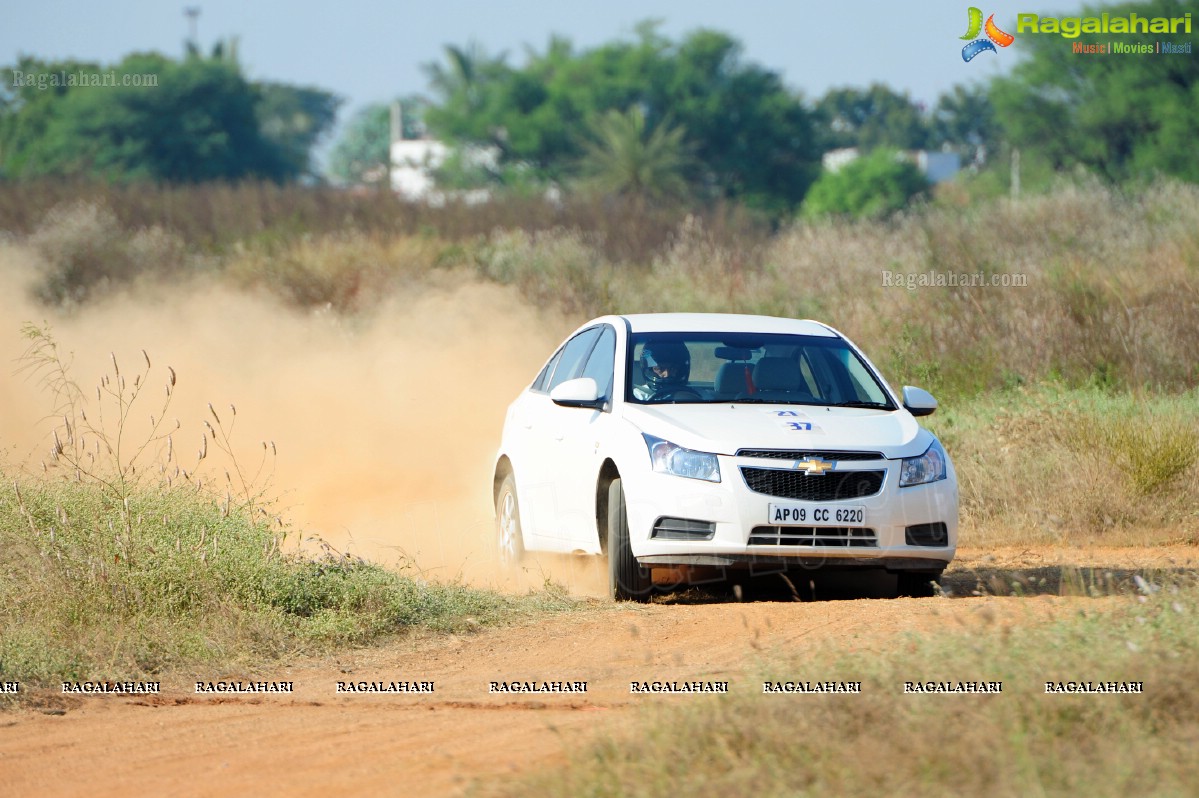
[24,202,189,306]
[6,179,1197,397]
[0,471,572,687]
[4,179,1198,548]
[477,580,1199,798]
[933,386,1199,547]
[223,231,457,312]
[0,333,577,688]
[0,180,755,259]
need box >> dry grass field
[1,179,1196,795]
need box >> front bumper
[622,453,957,572]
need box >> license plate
[768,503,867,527]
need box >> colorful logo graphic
[961,7,1015,61]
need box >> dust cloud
[0,245,607,595]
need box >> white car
[493,313,958,601]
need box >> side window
[547,328,602,391]
[531,350,562,393]
[809,345,889,405]
[841,350,890,404]
[579,326,616,399]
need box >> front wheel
[495,472,525,570]
[607,478,652,602]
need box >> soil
[2,545,1196,798]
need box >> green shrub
[802,148,930,219]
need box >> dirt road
[2,546,1195,798]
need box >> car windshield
[626,332,895,408]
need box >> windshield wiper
[731,397,821,406]
[834,401,893,410]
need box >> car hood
[621,403,932,459]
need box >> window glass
[548,328,602,391]
[836,348,891,404]
[531,352,561,392]
[579,326,616,399]
[626,331,893,407]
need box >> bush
[0,473,541,683]
[27,201,188,306]
[802,148,930,219]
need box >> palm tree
[422,43,503,114]
[578,107,692,202]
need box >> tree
[578,107,691,201]
[328,104,389,185]
[0,49,338,183]
[644,29,821,213]
[256,82,341,181]
[814,84,931,152]
[990,0,1199,183]
[327,98,424,186]
[930,84,998,166]
[421,25,821,213]
[1,56,102,177]
[421,42,510,144]
[802,149,930,219]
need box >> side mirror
[901,385,938,417]
[551,377,604,409]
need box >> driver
[634,340,691,400]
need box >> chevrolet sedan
[493,313,958,601]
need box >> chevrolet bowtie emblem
[794,458,834,475]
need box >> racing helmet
[640,340,691,390]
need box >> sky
[4,0,1083,130]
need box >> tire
[896,570,943,598]
[495,473,525,570]
[607,478,653,602]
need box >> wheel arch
[594,458,620,555]
[493,456,514,506]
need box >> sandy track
[3,546,1196,797]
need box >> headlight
[643,434,721,483]
[899,439,948,487]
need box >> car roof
[618,313,839,337]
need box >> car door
[517,326,602,549]
[549,324,617,553]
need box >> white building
[389,139,449,200]
[388,138,499,205]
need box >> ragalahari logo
[961,7,1015,61]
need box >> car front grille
[740,468,885,500]
[736,449,884,461]
[748,526,878,547]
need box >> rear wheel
[495,473,525,570]
[607,478,652,602]
[896,570,943,598]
